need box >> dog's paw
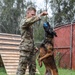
[39,61,42,67]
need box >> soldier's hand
[40,11,48,16]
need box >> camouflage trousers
[16,50,36,75]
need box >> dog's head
[43,22,57,38]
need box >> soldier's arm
[21,11,48,28]
[21,15,41,28]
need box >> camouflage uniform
[16,16,41,75]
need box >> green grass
[0,61,75,75]
[58,68,75,75]
[36,60,75,75]
[0,67,7,75]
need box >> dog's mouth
[43,22,57,38]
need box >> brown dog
[38,38,58,75]
[38,22,58,75]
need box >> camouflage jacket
[19,16,41,51]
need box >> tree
[0,0,24,33]
[50,0,75,26]
[0,0,36,34]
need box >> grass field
[36,61,75,75]
[0,67,7,75]
[0,61,75,75]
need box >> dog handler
[16,6,48,75]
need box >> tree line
[0,0,75,41]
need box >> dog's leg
[52,69,58,75]
[45,69,52,75]
[48,68,58,75]
[39,43,54,61]
[38,59,42,67]
[37,55,42,67]
[39,51,53,61]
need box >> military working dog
[38,22,58,75]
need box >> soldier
[16,6,48,75]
